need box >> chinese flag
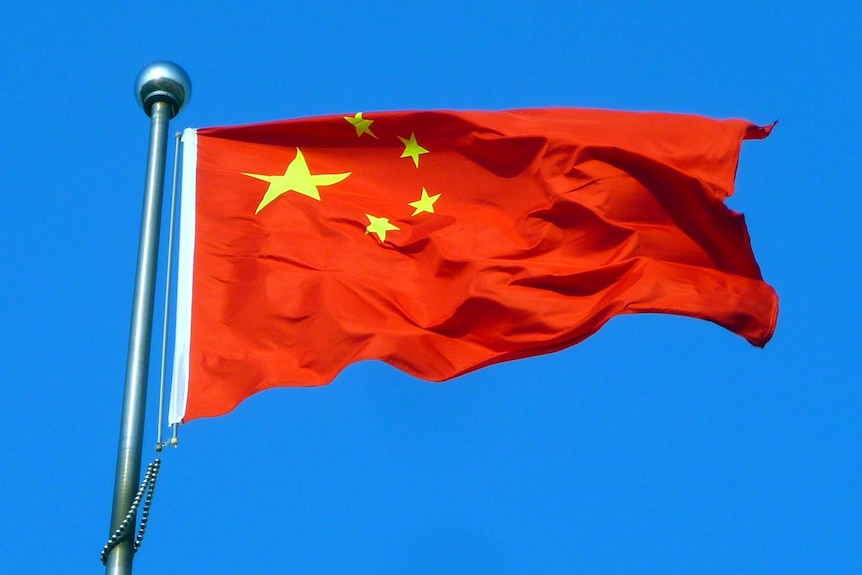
[170,108,777,423]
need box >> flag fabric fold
[169,108,777,423]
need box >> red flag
[170,108,777,422]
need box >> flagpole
[105,62,190,575]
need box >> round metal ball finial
[135,61,191,118]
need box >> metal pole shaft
[106,100,172,575]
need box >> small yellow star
[344,112,377,139]
[244,148,351,214]
[408,187,440,216]
[398,132,429,167]
[365,214,400,242]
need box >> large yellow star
[244,148,351,214]
[398,132,429,167]
[408,187,440,216]
[344,112,377,139]
[365,214,400,242]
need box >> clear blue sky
[1,2,859,573]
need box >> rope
[100,458,162,565]
[156,132,183,450]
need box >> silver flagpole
[106,62,191,575]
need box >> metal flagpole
[105,62,191,575]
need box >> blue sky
[1,2,859,573]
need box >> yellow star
[244,148,351,214]
[365,214,400,242]
[398,132,429,167]
[408,187,440,216]
[344,112,377,139]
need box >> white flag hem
[168,128,198,425]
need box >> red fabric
[184,108,777,421]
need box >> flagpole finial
[135,61,191,118]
